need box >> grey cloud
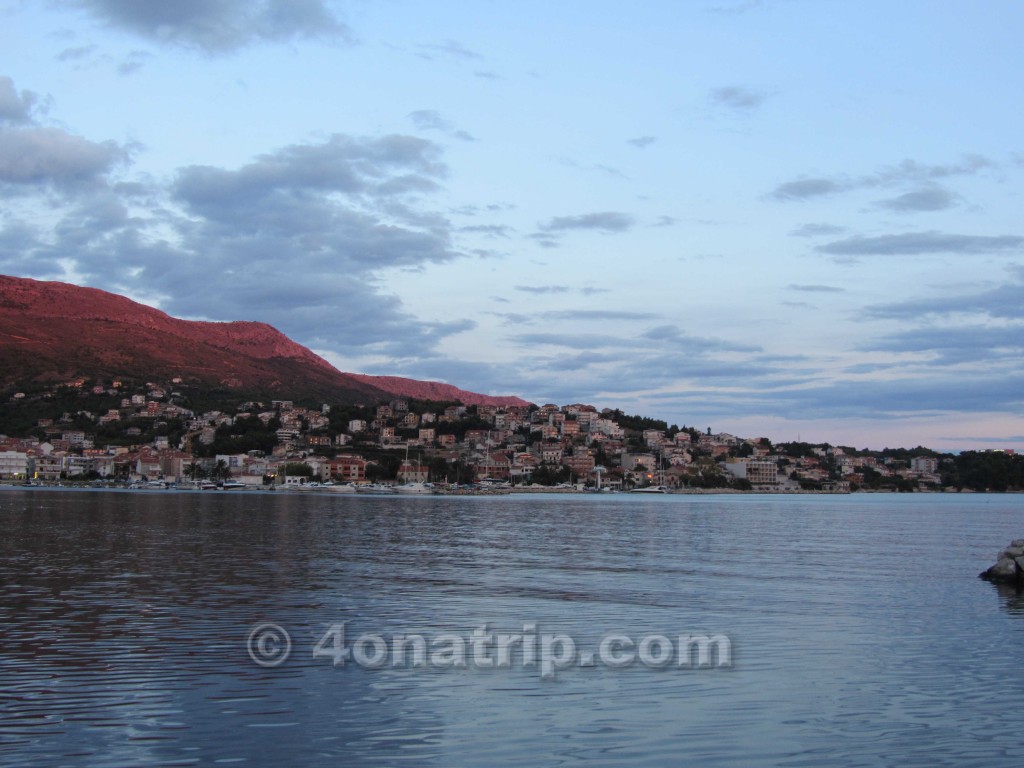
[709,86,767,111]
[173,134,446,220]
[68,0,351,54]
[418,40,482,61]
[866,276,1024,321]
[460,224,512,238]
[510,325,760,358]
[56,45,99,62]
[940,434,1024,443]
[528,235,561,249]
[766,374,1024,419]
[861,324,1024,366]
[628,136,657,149]
[407,110,475,141]
[771,155,993,202]
[0,126,126,189]
[641,372,1024,422]
[874,155,992,184]
[875,185,956,212]
[0,128,472,360]
[771,178,846,201]
[0,77,37,123]
[640,324,761,353]
[844,362,898,374]
[515,285,570,294]
[538,212,634,233]
[542,310,660,321]
[118,51,153,75]
[408,110,449,131]
[789,223,846,238]
[488,312,534,326]
[511,332,636,349]
[816,231,1024,257]
[788,284,845,293]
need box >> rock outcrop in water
[979,540,1024,585]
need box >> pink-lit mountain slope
[0,275,529,408]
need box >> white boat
[394,482,435,495]
[356,483,396,495]
[324,482,357,493]
[630,485,670,494]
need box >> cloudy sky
[2,0,1023,450]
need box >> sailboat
[394,443,435,494]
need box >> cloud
[67,0,351,54]
[816,231,1024,257]
[510,332,641,349]
[0,76,38,123]
[407,110,476,141]
[541,310,660,321]
[639,324,761,353]
[709,86,767,111]
[788,284,845,293]
[173,134,446,215]
[771,178,846,201]
[875,185,956,212]
[866,269,1024,320]
[627,136,657,149]
[538,212,634,233]
[418,40,482,61]
[770,155,993,202]
[514,285,570,294]
[860,324,1024,366]
[459,224,512,238]
[0,126,126,189]
[408,110,449,131]
[56,45,99,62]
[792,375,1024,418]
[0,125,476,359]
[789,223,846,238]
[118,50,153,75]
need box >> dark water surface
[2,489,1023,767]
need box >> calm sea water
[2,489,1023,767]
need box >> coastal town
[0,375,996,493]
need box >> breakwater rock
[979,539,1024,585]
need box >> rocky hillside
[347,374,530,408]
[0,275,528,407]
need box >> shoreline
[1,482,1009,496]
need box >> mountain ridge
[0,275,530,408]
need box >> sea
[1,488,1023,767]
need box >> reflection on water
[990,581,1024,614]
[2,489,1024,766]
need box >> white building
[911,456,939,474]
[0,450,29,479]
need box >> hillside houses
[2,375,1007,491]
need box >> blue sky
[2,0,1023,450]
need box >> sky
[1,0,1023,451]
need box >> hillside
[0,275,528,407]
[347,374,530,408]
